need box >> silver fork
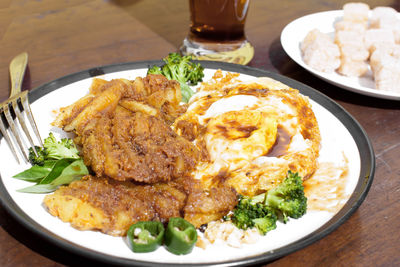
[0,52,42,164]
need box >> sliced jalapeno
[165,217,197,255]
[127,221,165,253]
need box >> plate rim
[280,9,400,101]
[0,60,375,266]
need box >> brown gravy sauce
[266,126,291,157]
[215,122,258,139]
[304,156,350,213]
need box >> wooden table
[1,0,399,266]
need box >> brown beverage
[181,0,254,65]
[189,0,250,42]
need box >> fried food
[174,71,321,196]
[53,74,185,131]
[183,182,237,228]
[44,175,237,235]
[46,72,237,234]
[56,79,132,134]
[53,74,197,183]
[46,70,322,238]
[81,106,199,183]
[44,175,187,236]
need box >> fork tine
[21,92,42,147]
[4,52,32,164]
[0,111,20,164]
[3,103,29,162]
[12,97,39,157]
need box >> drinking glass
[180,0,254,65]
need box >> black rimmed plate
[0,61,375,266]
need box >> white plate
[281,10,400,100]
[0,61,375,266]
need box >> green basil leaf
[18,160,88,193]
[17,184,58,194]
[39,158,74,184]
[50,159,88,186]
[13,160,57,182]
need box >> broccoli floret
[147,65,163,75]
[27,133,80,166]
[228,195,277,235]
[249,193,266,205]
[186,60,205,85]
[43,133,80,160]
[253,216,278,234]
[28,146,48,166]
[147,53,204,103]
[227,171,307,234]
[265,171,307,223]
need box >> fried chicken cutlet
[44,175,187,236]
[44,175,237,235]
[53,74,186,131]
[82,106,199,183]
[52,74,198,183]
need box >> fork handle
[9,52,28,98]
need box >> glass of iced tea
[180,0,254,65]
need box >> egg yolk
[204,110,278,170]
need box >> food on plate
[370,44,400,71]
[335,3,370,77]
[370,44,400,93]
[300,3,400,92]
[28,133,80,165]
[128,217,198,255]
[224,171,306,235]
[79,106,198,183]
[263,171,307,221]
[300,29,341,73]
[53,75,186,129]
[164,217,197,255]
[225,191,278,235]
[334,30,369,77]
[334,20,366,34]
[334,30,368,57]
[304,160,350,213]
[342,2,369,24]
[364,29,395,53]
[182,178,238,228]
[44,174,237,236]
[200,156,350,249]
[13,133,88,193]
[127,221,165,253]
[201,220,260,248]
[370,6,400,43]
[53,75,197,183]
[147,53,204,103]
[174,71,320,196]
[44,175,186,236]
[36,66,340,253]
[337,57,369,77]
[44,72,238,235]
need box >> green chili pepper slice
[165,217,197,255]
[127,221,165,253]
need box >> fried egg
[174,71,321,196]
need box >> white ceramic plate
[0,61,375,266]
[281,10,400,100]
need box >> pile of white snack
[301,2,400,93]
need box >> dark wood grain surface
[1,0,399,266]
